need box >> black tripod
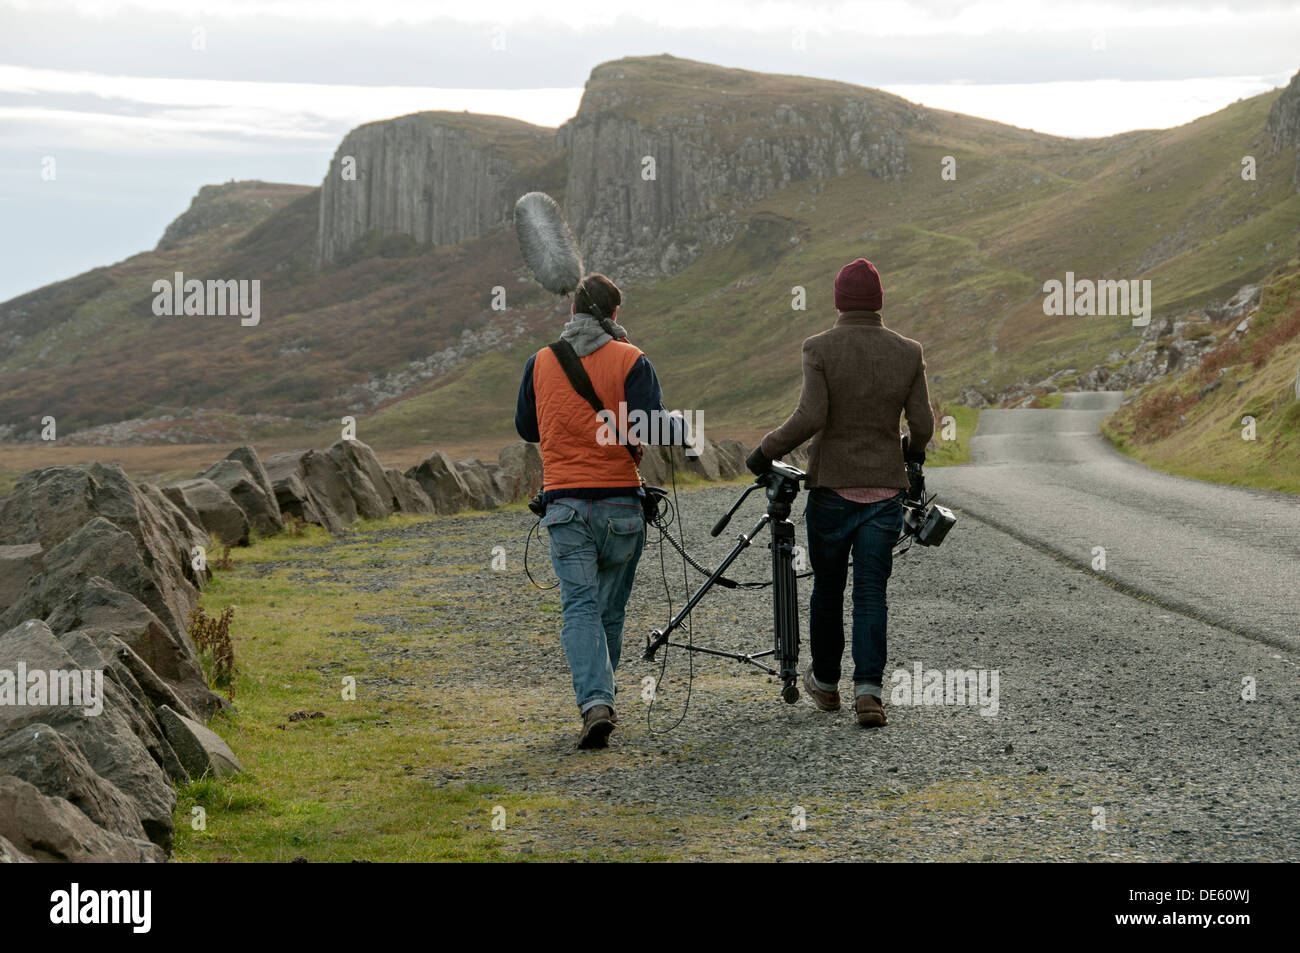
[644,460,806,703]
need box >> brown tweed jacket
[759,311,934,490]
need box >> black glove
[905,461,926,504]
[901,433,926,465]
[746,445,773,476]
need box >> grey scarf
[561,312,629,358]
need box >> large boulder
[157,705,242,779]
[198,458,283,538]
[406,450,473,515]
[0,463,145,552]
[263,450,335,532]
[497,441,543,502]
[42,575,217,719]
[135,482,210,588]
[455,459,505,510]
[224,445,278,515]
[0,776,165,863]
[0,620,179,848]
[714,439,749,479]
[151,480,203,530]
[0,723,148,842]
[0,834,33,863]
[0,543,42,612]
[673,438,724,481]
[92,633,205,724]
[1,517,200,669]
[636,445,670,486]
[163,478,249,547]
[0,463,205,636]
[630,438,745,485]
[300,449,357,528]
[261,448,359,533]
[383,468,434,514]
[326,439,394,520]
[56,627,190,785]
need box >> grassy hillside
[378,80,1298,449]
[2,55,1297,465]
[1104,261,1300,493]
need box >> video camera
[899,435,955,551]
[900,492,956,548]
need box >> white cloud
[0,63,1290,155]
[0,65,584,153]
[882,73,1293,137]
[4,0,1290,35]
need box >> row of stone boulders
[0,458,248,863]
[0,433,756,862]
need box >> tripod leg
[771,518,801,703]
[644,513,771,660]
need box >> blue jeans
[541,496,646,713]
[805,488,904,691]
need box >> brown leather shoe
[855,693,888,728]
[578,705,616,749]
[802,665,841,712]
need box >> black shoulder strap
[548,340,639,464]
[548,340,603,416]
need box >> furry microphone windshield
[514,191,584,295]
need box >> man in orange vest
[515,274,688,748]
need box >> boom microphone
[513,191,584,295]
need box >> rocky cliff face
[558,56,925,276]
[313,57,926,278]
[315,112,558,267]
[157,181,313,250]
[1266,69,1300,188]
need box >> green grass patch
[172,509,813,861]
[1103,264,1300,495]
[926,406,979,467]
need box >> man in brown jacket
[745,258,933,727]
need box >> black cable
[523,516,558,590]
[652,489,815,588]
[646,449,694,734]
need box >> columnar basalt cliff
[557,56,925,276]
[1266,69,1300,188]
[313,57,927,277]
[315,112,560,266]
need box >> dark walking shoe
[802,666,841,712]
[854,694,888,728]
[578,705,616,749]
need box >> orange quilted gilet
[533,341,643,491]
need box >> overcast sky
[2,0,1298,302]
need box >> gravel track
[277,473,1299,861]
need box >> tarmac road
[935,392,1300,651]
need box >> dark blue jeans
[805,487,905,689]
